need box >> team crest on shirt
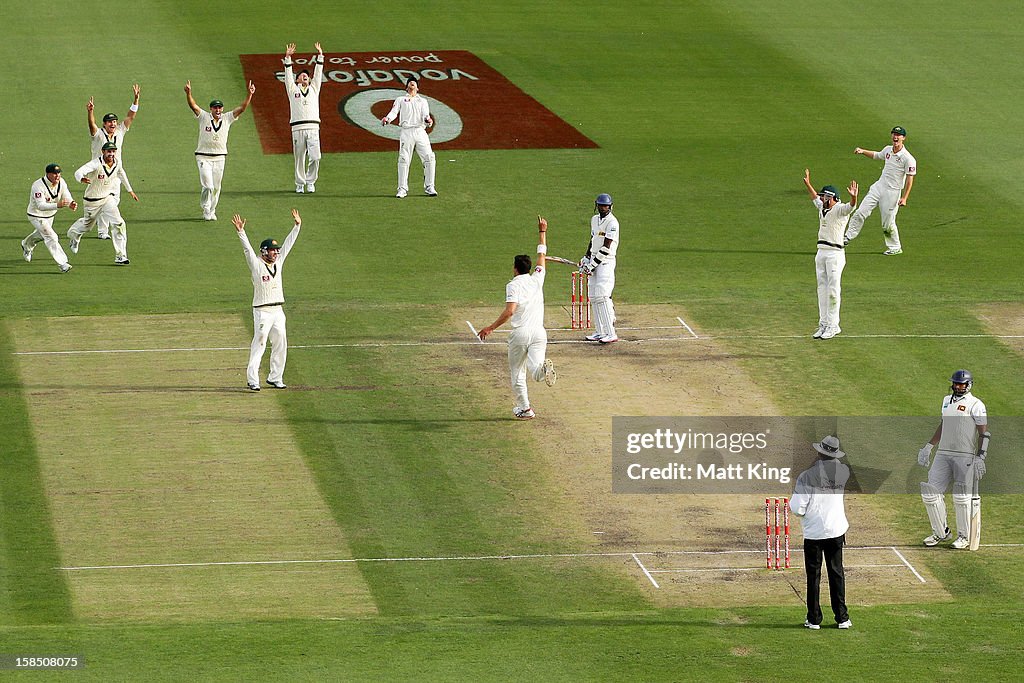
[958,405,966,412]
[205,126,212,132]
[262,275,272,282]
[98,174,106,180]
[35,192,41,198]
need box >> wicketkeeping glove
[973,456,986,480]
[918,443,933,467]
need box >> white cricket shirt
[590,213,620,260]
[27,177,73,218]
[813,197,853,249]
[506,266,546,330]
[937,392,987,457]
[873,145,917,191]
[195,110,238,156]
[284,58,323,131]
[384,94,431,128]
[789,460,850,540]
[75,158,132,200]
[239,225,301,307]
[91,122,128,163]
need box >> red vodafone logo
[242,50,597,154]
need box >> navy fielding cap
[45,163,62,174]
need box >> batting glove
[918,443,933,468]
[973,456,986,480]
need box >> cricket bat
[969,467,981,551]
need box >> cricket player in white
[233,209,302,391]
[844,126,916,255]
[185,79,255,220]
[477,216,556,419]
[579,193,619,343]
[67,142,138,265]
[381,78,437,198]
[918,369,990,549]
[87,84,140,239]
[803,171,858,340]
[23,163,76,273]
[283,42,324,193]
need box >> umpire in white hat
[789,435,852,630]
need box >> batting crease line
[891,547,927,584]
[632,553,660,588]
[649,563,904,574]
[57,544,1019,572]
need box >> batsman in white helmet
[918,369,990,549]
[579,193,619,343]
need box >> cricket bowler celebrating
[283,42,324,193]
[233,209,302,392]
[918,369,990,549]
[87,84,140,239]
[477,216,557,419]
[844,126,916,255]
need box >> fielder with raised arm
[803,170,858,340]
[185,79,255,221]
[476,216,557,420]
[87,84,140,239]
[918,369,990,550]
[579,193,619,343]
[283,42,324,193]
[67,142,138,265]
[844,126,916,255]
[233,209,302,392]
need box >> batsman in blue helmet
[918,369,989,550]
[578,193,620,343]
[802,169,858,340]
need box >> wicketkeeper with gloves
[918,369,990,549]
[579,193,620,343]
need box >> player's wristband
[129,104,138,112]
[536,244,547,254]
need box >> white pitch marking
[649,564,904,574]
[891,547,927,584]
[53,544,976,573]
[632,553,660,588]
[676,316,698,338]
[465,320,483,343]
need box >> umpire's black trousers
[804,534,849,625]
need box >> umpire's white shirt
[789,460,850,540]
[239,224,300,307]
[507,266,546,329]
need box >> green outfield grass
[2,1,1023,679]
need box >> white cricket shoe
[306,184,316,193]
[542,359,556,387]
[21,241,32,262]
[803,621,820,630]
[819,326,841,340]
[837,620,852,629]
[266,379,287,389]
[59,263,72,274]
[599,334,619,344]
[396,189,408,199]
[114,255,130,266]
[923,528,951,546]
[812,324,826,339]
[513,407,535,420]
[296,184,305,193]
[97,232,111,240]
[883,248,903,255]
[69,237,81,254]
[950,535,970,550]
[584,332,603,342]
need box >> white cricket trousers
[588,259,617,338]
[845,183,902,250]
[923,453,973,538]
[24,216,70,267]
[814,248,845,329]
[67,196,129,260]
[397,126,436,194]
[196,156,226,216]
[508,326,548,412]
[248,305,288,386]
[292,128,321,187]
